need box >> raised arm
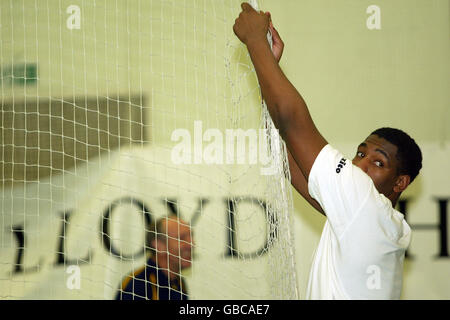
[287,149,325,215]
[263,14,325,215]
[233,3,327,181]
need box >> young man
[233,3,422,299]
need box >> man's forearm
[245,39,312,138]
[245,37,327,180]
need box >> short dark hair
[370,127,422,183]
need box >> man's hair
[370,127,422,183]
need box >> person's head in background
[148,215,193,280]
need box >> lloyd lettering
[6,196,449,276]
[101,197,153,260]
[56,210,92,266]
[6,196,278,276]
[225,197,277,259]
[11,226,41,274]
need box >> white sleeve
[308,144,373,237]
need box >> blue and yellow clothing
[116,256,188,300]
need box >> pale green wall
[2,0,447,145]
[265,0,449,145]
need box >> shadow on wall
[0,94,148,187]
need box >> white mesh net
[0,0,298,299]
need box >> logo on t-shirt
[336,158,347,173]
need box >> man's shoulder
[310,144,366,183]
[309,144,374,203]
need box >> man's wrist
[245,36,271,53]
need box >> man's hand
[233,2,270,46]
[233,4,284,63]
[266,12,284,63]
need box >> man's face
[352,134,401,199]
[162,218,193,272]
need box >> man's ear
[393,175,411,193]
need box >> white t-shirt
[306,144,411,300]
